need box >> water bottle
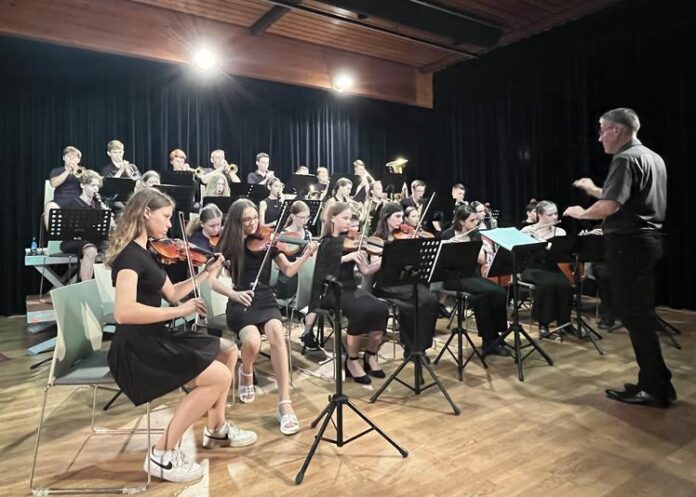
[30,237,38,256]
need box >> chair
[433,289,487,380]
[30,280,154,495]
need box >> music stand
[483,228,550,381]
[248,184,269,204]
[276,199,321,230]
[369,238,460,415]
[296,239,407,484]
[47,208,112,242]
[160,170,195,186]
[288,173,317,197]
[155,184,195,213]
[100,177,135,203]
[430,240,486,377]
[382,173,405,196]
[202,196,233,215]
[548,235,604,354]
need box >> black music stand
[484,228,550,381]
[202,196,233,215]
[227,182,251,203]
[248,184,269,204]
[276,199,321,229]
[100,177,135,203]
[288,173,317,197]
[549,235,604,354]
[431,240,486,378]
[369,238,460,415]
[382,173,406,196]
[160,170,195,186]
[296,241,407,485]
[155,184,195,213]
[47,208,112,243]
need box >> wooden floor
[1,305,695,497]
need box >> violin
[209,234,220,247]
[148,238,222,267]
[393,223,435,239]
[245,225,311,255]
[342,224,383,256]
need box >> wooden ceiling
[0,0,621,107]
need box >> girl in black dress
[370,203,439,357]
[211,199,318,435]
[105,189,256,484]
[259,177,284,227]
[323,202,389,384]
[441,205,510,356]
[186,204,223,253]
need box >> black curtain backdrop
[0,36,433,316]
[433,0,696,310]
[1,0,695,315]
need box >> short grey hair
[535,200,557,216]
[601,108,641,133]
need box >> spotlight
[191,47,219,73]
[332,72,355,93]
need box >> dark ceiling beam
[314,0,503,47]
[263,0,478,57]
[250,5,291,36]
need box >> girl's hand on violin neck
[231,289,254,307]
[203,254,225,274]
[304,241,319,257]
[180,298,207,318]
[347,251,365,264]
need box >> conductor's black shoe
[438,303,451,318]
[482,342,511,357]
[345,357,371,384]
[623,383,677,403]
[300,333,320,351]
[605,388,672,408]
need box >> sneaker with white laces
[202,420,258,449]
[143,446,203,483]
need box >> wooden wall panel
[0,0,433,108]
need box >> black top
[62,196,98,210]
[49,167,81,206]
[247,171,268,184]
[400,196,422,211]
[261,196,283,225]
[189,229,215,253]
[238,245,280,289]
[602,139,667,235]
[111,241,167,309]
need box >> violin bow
[412,193,436,238]
[178,211,205,328]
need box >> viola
[245,225,311,255]
[393,223,435,239]
[148,238,221,267]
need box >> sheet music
[481,227,539,251]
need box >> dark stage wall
[1,0,694,315]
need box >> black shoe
[300,333,320,351]
[561,324,578,337]
[605,387,672,408]
[344,357,371,384]
[438,303,451,318]
[483,342,511,357]
[539,324,561,340]
[597,319,615,330]
[623,383,677,403]
[363,351,386,378]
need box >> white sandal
[238,368,255,404]
[276,400,300,435]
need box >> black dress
[107,241,220,406]
[225,245,283,333]
[261,197,283,226]
[327,258,388,336]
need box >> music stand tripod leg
[296,277,407,485]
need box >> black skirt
[225,283,282,333]
[327,286,389,336]
[107,323,220,406]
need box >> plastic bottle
[30,237,38,255]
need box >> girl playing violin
[520,200,573,339]
[105,189,256,484]
[211,199,317,435]
[323,202,389,383]
[186,204,223,253]
[441,205,510,356]
[371,203,439,357]
[275,200,313,301]
[403,206,420,229]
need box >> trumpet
[73,166,85,178]
[192,166,205,178]
[225,162,239,175]
[115,159,140,180]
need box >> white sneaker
[143,446,203,483]
[202,420,258,449]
